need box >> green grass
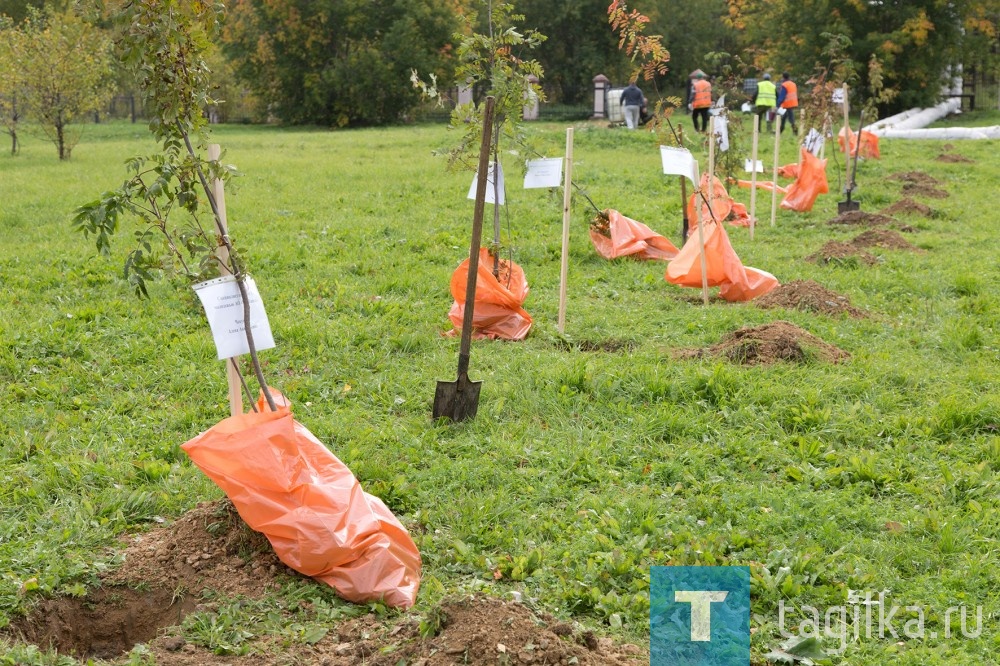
[2,113,1000,664]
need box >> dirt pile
[849,229,921,252]
[826,210,898,227]
[676,321,850,365]
[901,182,949,199]
[935,153,974,163]
[806,241,879,265]
[755,280,866,318]
[4,501,646,665]
[887,171,941,186]
[880,198,933,218]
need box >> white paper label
[744,159,764,173]
[192,275,276,360]
[523,158,563,189]
[468,162,505,204]
[659,146,697,183]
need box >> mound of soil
[755,280,866,318]
[880,198,933,218]
[675,321,850,365]
[935,153,974,163]
[887,171,941,186]
[901,182,949,199]
[805,241,879,265]
[826,210,898,227]
[4,501,646,665]
[850,229,921,252]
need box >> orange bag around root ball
[780,148,829,212]
[181,392,421,608]
[448,247,532,341]
[665,220,779,302]
[589,209,678,261]
[777,163,800,179]
[736,179,788,194]
[838,127,880,159]
[686,174,733,231]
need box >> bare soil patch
[935,153,974,163]
[826,211,898,227]
[850,229,921,252]
[5,501,646,665]
[887,171,941,186]
[880,198,933,218]
[675,321,850,365]
[805,241,879,265]
[755,280,866,318]
[901,182,949,199]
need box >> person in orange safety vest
[777,72,799,135]
[686,72,712,133]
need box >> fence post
[592,74,610,119]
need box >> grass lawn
[1,109,1000,664]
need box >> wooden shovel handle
[458,96,496,377]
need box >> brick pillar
[592,74,610,118]
[523,74,540,120]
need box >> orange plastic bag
[181,392,421,608]
[448,247,532,341]
[589,209,678,261]
[838,127,880,159]
[777,163,800,179]
[780,148,829,212]
[736,179,787,194]
[686,174,733,230]
[665,220,779,301]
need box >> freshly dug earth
[4,501,646,665]
[880,198,933,218]
[805,241,879,265]
[755,280,866,318]
[849,229,921,252]
[826,210,899,227]
[887,171,941,186]
[901,182,949,199]
[675,321,850,365]
[935,153,974,163]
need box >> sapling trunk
[179,125,277,412]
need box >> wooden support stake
[770,115,781,227]
[557,128,574,334]
[679,123,689,244]
[749,113,760,240]
[695,119,713,306]
[208,143,243,417]
[842,84,851,193]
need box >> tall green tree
[223,0,460,126]
[728,0,992,113]
[0,16,24,154]
[15,8,112,159]
[516,0,628,103]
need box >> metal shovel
[838,110,865,214]
[433,96,496,422]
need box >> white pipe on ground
[875,126,1000,140]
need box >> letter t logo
[674,590,728,641]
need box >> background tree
[15,8,112,159]
[222,0,460,126]
[516,0,629,104]
[0,16,24,154]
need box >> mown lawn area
[1,110,999,664]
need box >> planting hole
[6,586,195,660]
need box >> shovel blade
[433,376,482,422]
[837,199,860,214]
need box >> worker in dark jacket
[620,81,645,130]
